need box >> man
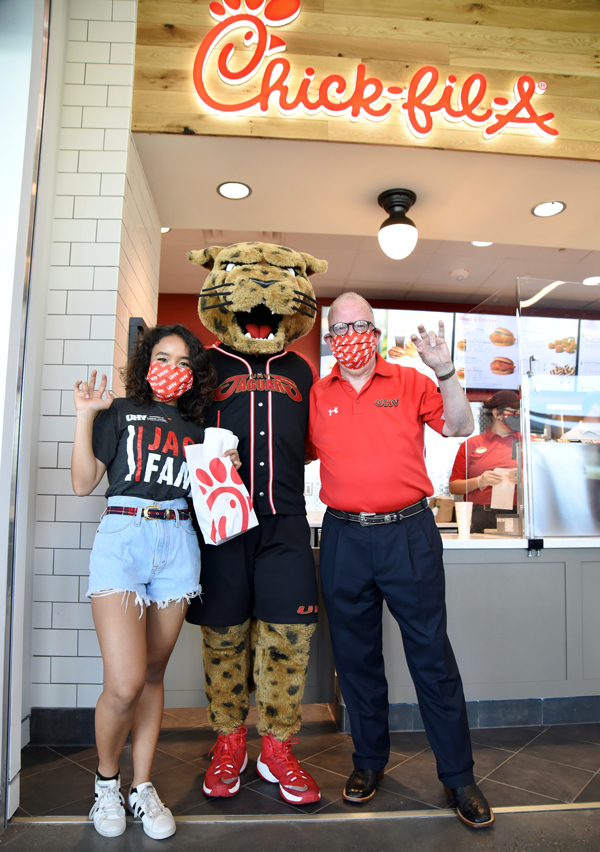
[309,292,493,828]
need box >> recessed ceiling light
[160,227,171,234]
[532,200,566,217]
[471,241,493,247]
[583,276,600,286]
[217,181,252,200]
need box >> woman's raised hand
[74,370,114,414]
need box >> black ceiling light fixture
[377,188,419,260]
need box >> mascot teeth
[267,333,274,340]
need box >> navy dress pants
[320,507,474,788]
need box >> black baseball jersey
[206,344,318,516]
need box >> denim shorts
[87,496,201,611]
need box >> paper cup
[455,501,473,539]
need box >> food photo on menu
[519,316,579,378]
[453,313,519,390]
[384,309,454,377]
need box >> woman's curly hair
[123,324,216,424]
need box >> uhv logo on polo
[328,407,338,416]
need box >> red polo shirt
[308,355,446,513]
[450,429,519,505]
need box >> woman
[71,324,239,840]
[449,390,520,534]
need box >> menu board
[454,313,519,390]
[519,316,579,378]
[384,309,454,380]
[577,320,600,377]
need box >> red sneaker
[203,727,248,797]
[256,733,321,804]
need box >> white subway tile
[87,20,135,42]
[78,150,127,173]
[110,42,134,64]
[52,602,94,630]
[66,40,110,63]
[81,523,99,549]
[58,443,74,468]
[77,683,103,707]
[56,496,106,523]
[94,266,119,290]
[74,195,122,219]
[33,629,78,657]
[34,549,54,576]
[36,496,56,522]
[78,576,87,602]
[31,657,51,684]
[55,172,101,196]
[57,150,79,172]
[40,389,62,415]
[54,196,74,218]
[101,173,126,196]
[68,290,117,316]
[46,291,67,313]
[86,64,133,86]
[49,266,94,290]
[53,219,97,243]
[50,243,70,266]
[32,602,52,629]
[34,575,79,603]
[91,315,116,339]
[78,630,100,657]
[42,364,86,390]
[95,220,122,244]
[82,106,130,129]
[70,0,112,20]
[38,442,58,469]
[38,467,75,496]
[35,522,80,550]
[67,19,88,40]
[60,128,105,151]
[70,242,121,267]
[64,84,108,107]
[52,655,103,684]
[60,392,76,417]
[43,339,63,365]
[54,548,91,576]
[31,683,77,708]
[61,105,83,128]
[46,314,91,340]
[112,1,137,22]
[64,62,85,85]
[104,129,128,151]
[107,86,132,108]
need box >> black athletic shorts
[185,514,319,626]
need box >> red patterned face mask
[147,362,194,401]
[329,330,378,370]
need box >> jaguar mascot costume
[186,241,327,804]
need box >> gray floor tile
[479,778,562,807]
[470,726,545,752]
[20,761,98,816]
[378,751,452,809]
[19,747,70,779]
[520,727,600,773]
[486,751,594,803]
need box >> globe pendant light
[377,189,418,260]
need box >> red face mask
[147,361,194,402]
[329,329,378,370]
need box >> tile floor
[15,704,600,819]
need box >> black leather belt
[326,498,428,527]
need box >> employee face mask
[147,361,194,401]
[502,411,520,432]
[329,329,377,370]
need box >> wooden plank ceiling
[133,0,600,160]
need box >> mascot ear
[188,246,226,270]
[300,253,328,276]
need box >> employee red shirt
[309,355,446,513]
[449,428,519,505]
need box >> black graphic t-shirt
[92,398,204,500]
[206,344,317,516]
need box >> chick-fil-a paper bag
[184,427,258,545]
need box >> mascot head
[188,241,327,355]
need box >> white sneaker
[89,776,126,838]
[128,782,176,840]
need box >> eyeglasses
[328,321,374,336]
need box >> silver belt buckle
[359,512,376,527]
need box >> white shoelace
[89,785,125,820]
[132,784,169,819]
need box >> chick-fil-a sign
[193,0,558,141]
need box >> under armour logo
[329,407,338,416]
[297,605,318,614]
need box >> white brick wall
[32,0,160,710]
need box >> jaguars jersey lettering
[207,344,317,516]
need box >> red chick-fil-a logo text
[193,0,558,140]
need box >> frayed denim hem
[150,585,202,611]
[88,588,149,619]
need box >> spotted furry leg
[201,620,251,734]
[254,621,316,741]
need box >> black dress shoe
[444,783,495,827]
[343,768,384,803]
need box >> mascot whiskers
[186,241,327,804]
